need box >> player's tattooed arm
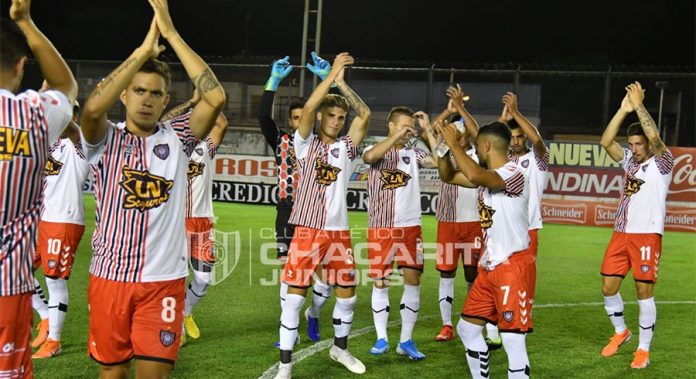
[149,0,225,139]
[635,104,666,157]
[626,81,666,157]
[81,19,163,144]
[161,90,200,122]
[10,0,78,104]
[334,62,371,146]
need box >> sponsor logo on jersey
[314,159,341,185]
[379,168,411,190]
[154,143,170,160]
[0,127,31,161]
[44,156,64,176]
[160,331,176,347]
[478,199,496,229]
[503,310,514,322]
[188,161,205,179]
[623,176,645,196]
[119,167,174,212]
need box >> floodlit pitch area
[32,198,695,378]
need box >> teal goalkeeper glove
[306,51,331,81]
[265,56,293,91]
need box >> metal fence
[23,60,696,154]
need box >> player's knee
[372,279,389,289]
[45,277,69,304]
[335,295,357,311]
[500,332,527,354]
[635,283,655,299]
[456,318,483,342]
[440,270,456,279]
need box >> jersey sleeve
[21,89,72,144]
[293,130,315,160]
[496,163,525,198]
[340,135,358,161]
[415,147,429,167]
[620,148,633,171]
[655,148,674,175]
[166,110,199,157]
[534,149,549,172]
[80,122,113,165]
[206,136,218,159]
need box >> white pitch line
[258,300,695,378]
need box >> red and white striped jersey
[186,137,218,219]
[82,112,198,283]
[615,148,673,234]
[41,137,90,225]
[478,161,530,270]
[289,132,357,230]
[509,149,549,230]
[1,88,72,296]
[365,145,428,228]
[437,147,480,223]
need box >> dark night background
[2,0,695,144]
[1,0,694,66]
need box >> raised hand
[447,84,469,110]
[626,81,645,108]
[502,92,519,114]
[148,0,177,40]
[10,0,32,22]
[328,52,354,83]
[499,105,513,123]
[138,18,166,59]
[437,122,461,147]
[619,92,634,113]
[306,52,332,81]
[265,56,292,91]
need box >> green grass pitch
[32,197,696,378]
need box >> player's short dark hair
[288,100,305,117]
[506,118,520,130]
[138,59,171,90]
[478,121,512,150]
[0,18,29,71]
[387,106,414,123]
[319,94,349,112]
[627,122,646,138]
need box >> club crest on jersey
[119,167,174,212]
[642,165,648,172]
[623,177,645,196]
[0,127,31,161]
[47,259,56,269]
[188,161,205,179]
[331,148,339,158]
[641,264,650,274]
[478,199,496,229]
[154,144,170,160]
[314,159,341,186]
[379,168,411,190]
[195,147,204,156]
[503,311,514,322]
[44,156,64,176]
[160,331,176,347]
[521,159,530,168]
[402,156,411,165]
